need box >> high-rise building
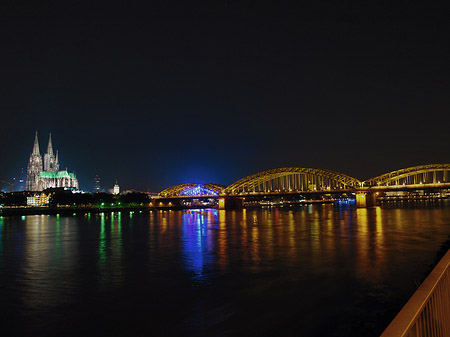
[93,174,101,193]
[18,167,26,191]
[113,180,120,195]
[26,132,79,191]
[10,167,26,192]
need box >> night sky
[1,1,449,192]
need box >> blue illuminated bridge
[157,164,450,208]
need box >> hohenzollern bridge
[155,164,450,208]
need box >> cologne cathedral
[26,132,79,191]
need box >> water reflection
[217,210,228,271]
[97,212,124,289]
[21,215,77,315]
[1,204,450,337]
[0,216,3,257]
[181,210,216,283]
[99,213,106,264]
[184,206,384,274]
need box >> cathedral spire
[32,131,40,156]
[47,133,54,156]
[27,131,43,191]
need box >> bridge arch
[224,167,362,194]
[363,164,450,187]
[159,183,227,197]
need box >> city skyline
[4,138,450,196]
[1,2,449,192]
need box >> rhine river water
[1,203,450,337]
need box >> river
[1,202,450,336]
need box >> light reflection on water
[97,212,124,289]
[0,216,3,257]
[181,209,216,283]
[0,204,450,336]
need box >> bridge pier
[218,197,244,210]
[356,192,377,208]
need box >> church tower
[26,131,78,192]
[26,132,43,191]
[44,133,59,172]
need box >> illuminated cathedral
[26,132,79,191]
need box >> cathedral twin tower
[26,132,79,191]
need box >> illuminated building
[93,174,101,193]
[27,193,49,206]
[26,132,79,191]
[10,168,26,192]
[113,180,120,195]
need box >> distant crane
[1,180,13,193]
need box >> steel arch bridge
[363,164,450,187]
[156,164,450,197]
[159,183,227,197]
[224,167,362,194]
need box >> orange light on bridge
[218,198,225,209]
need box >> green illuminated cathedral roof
[40,170,76,179]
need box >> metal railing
[381,249,450,337]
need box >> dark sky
[1,1,449,192]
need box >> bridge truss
[224,167,362,194]
[363,164,450,187]
[159,183,227,197]
[157,164,450,197]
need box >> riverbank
[0,205,214,216]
